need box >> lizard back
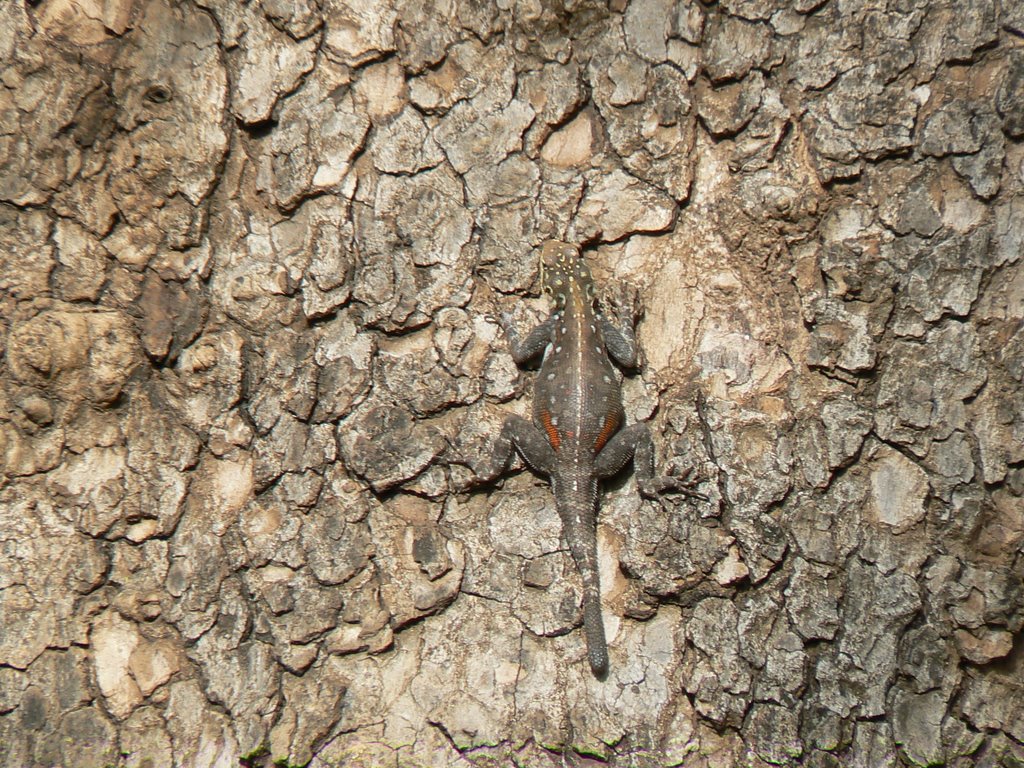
[533,242,624,464]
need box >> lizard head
[540,240,594,308]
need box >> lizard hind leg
[593,422,706,500]
[478,414,557,482]
[592,422,649,481]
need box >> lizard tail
[582,578,609,676]
[555,480,609,676]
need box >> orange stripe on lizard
[592,413,620,453]
[539,410,561,450]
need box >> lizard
[478,240,700,677]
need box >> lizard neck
[560,280,595,328]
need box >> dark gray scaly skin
[480,241,699,677]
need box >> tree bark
[1,0,1022,765]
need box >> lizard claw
[482,311,515,331]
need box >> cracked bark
[1,0,1022,766]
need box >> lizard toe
[640,475,709,501]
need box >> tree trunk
[1,0,1022,765]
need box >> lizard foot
[601,280,644,327]
[638,473,708,502]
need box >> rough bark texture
[1,0,1022,766]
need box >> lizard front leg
[599,281,643,369]
[594,423,706,500]
[500,316,555,367]
[476,313,559,480]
